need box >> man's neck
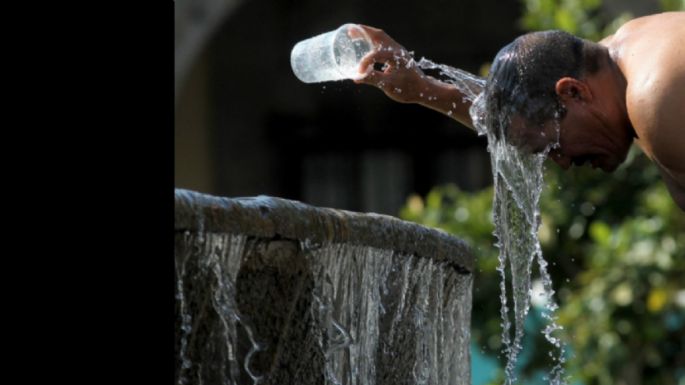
[595,46,634,139]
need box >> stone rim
[175,188,473,273]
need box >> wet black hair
[482,30,604,141]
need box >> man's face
[508,108,633,172]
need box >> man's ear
[555,77,592,103]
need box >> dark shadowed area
[175,0,526,215]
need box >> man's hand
[350,24,479,130]
[353,25,428,104]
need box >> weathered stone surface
[175,188,472,273]
[175,189,474,385]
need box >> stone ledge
[175,188,473,273]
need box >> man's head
[483,30,633,172]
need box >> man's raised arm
[353,25,481,131]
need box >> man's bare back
[604,12,685,208]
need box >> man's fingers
[354,70,393,91]
[356,25,396,46]
[347,26,366,40]
[356,25,385,40]
[355,69,381,85]
[358,47,408,72]
[358,52,377,75]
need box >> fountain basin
[175,188,473,385]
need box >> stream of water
[416,58,568,385]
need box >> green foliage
[400,150,684,384]
[544,154,685,385]
[659,0,685,12]
[558,183,685,385]
[519,0,634,40]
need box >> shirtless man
[354,12,685,211]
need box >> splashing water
[416,58,485,103]
[175,230,472,385]
[175,232,266,385]
[304,242,472,385]
[475,118,566,385]
[416,58,568,384]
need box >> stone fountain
[175,188,473,385]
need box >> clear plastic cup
[290,23,374,83]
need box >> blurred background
[175,0,518,214]
[175,0,684,384]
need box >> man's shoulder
[625,12,685,160]
[627,58,685,177]
[610,12,684,73]
[630,88,685,176]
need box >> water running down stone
[175,190,474,385]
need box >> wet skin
[507,62,635,173]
